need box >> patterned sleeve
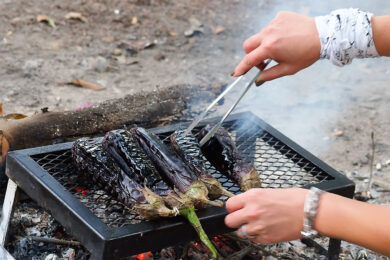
[315,8,379,66]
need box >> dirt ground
[1,0,390,258]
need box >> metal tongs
[183,59,272,146]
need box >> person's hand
[225,188,308,244]
[231,11,321,83]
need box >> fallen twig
[27,236,81,247]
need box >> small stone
[184,17,203,37]
[23,59,43,71]
[116,55,126,64]
[360,154,370,165]
[96,79,107,87]
[154,52,165,61]
[385,159,390,166]
[112,48,122,56]
[370,189,380,199]
[45,254,59,260]
[91,56,108,72]
[376,163,382,171]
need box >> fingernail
[255,76,264,86]
[230,70,235,77]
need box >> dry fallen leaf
[4,113,28,120]
[0,104,2,115]
[131,40,155,50]
[65,12,88,23]
[70,79,105,91]
[131,16,138,25]
[332,130,344,136]
[168,31,177,37]
[37,15,56,28]
[210,25,225,34]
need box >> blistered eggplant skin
[131,128,219,208]
[170,131,235,199]
[102,130,192,209]
[199,125,261,191]
[131,128,196,191]
[72,138,146,205]
[170,131,212,177]
[103,130,171,196]
[72,138,174,219]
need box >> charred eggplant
[131,127,223,209]
[102,130,218,258]
[198,124,261,191]
[170,130,235,199]
[72,138,174,219]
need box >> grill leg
[0,179,19,246]
[328,238,341,260]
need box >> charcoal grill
[4,112,354,259]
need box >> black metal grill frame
[5,112,355,259]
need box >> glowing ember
[69,185,90,196]
[135,251,152,260]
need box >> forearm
[372,15,390,56]
[315,193,390,256]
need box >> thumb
[256,63,290,83]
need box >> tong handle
[199,59,271,146]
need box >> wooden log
[0,84,222,174]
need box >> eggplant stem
[221,189,235,198]
[204,199,224,208]
[179,207,218,259]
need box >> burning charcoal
[170,130,235,199]
[198,124,261,191]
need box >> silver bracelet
[301,187,324,238]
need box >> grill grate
[6,112,353,259]
[31,119,333,228]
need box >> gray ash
[5,199,90,260]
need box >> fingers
[233,46,269,77]
[242,33,262,54]
[224,208,247,228]
[224,193,250,228]
[256,63,291,82]
[225,192,247,213]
